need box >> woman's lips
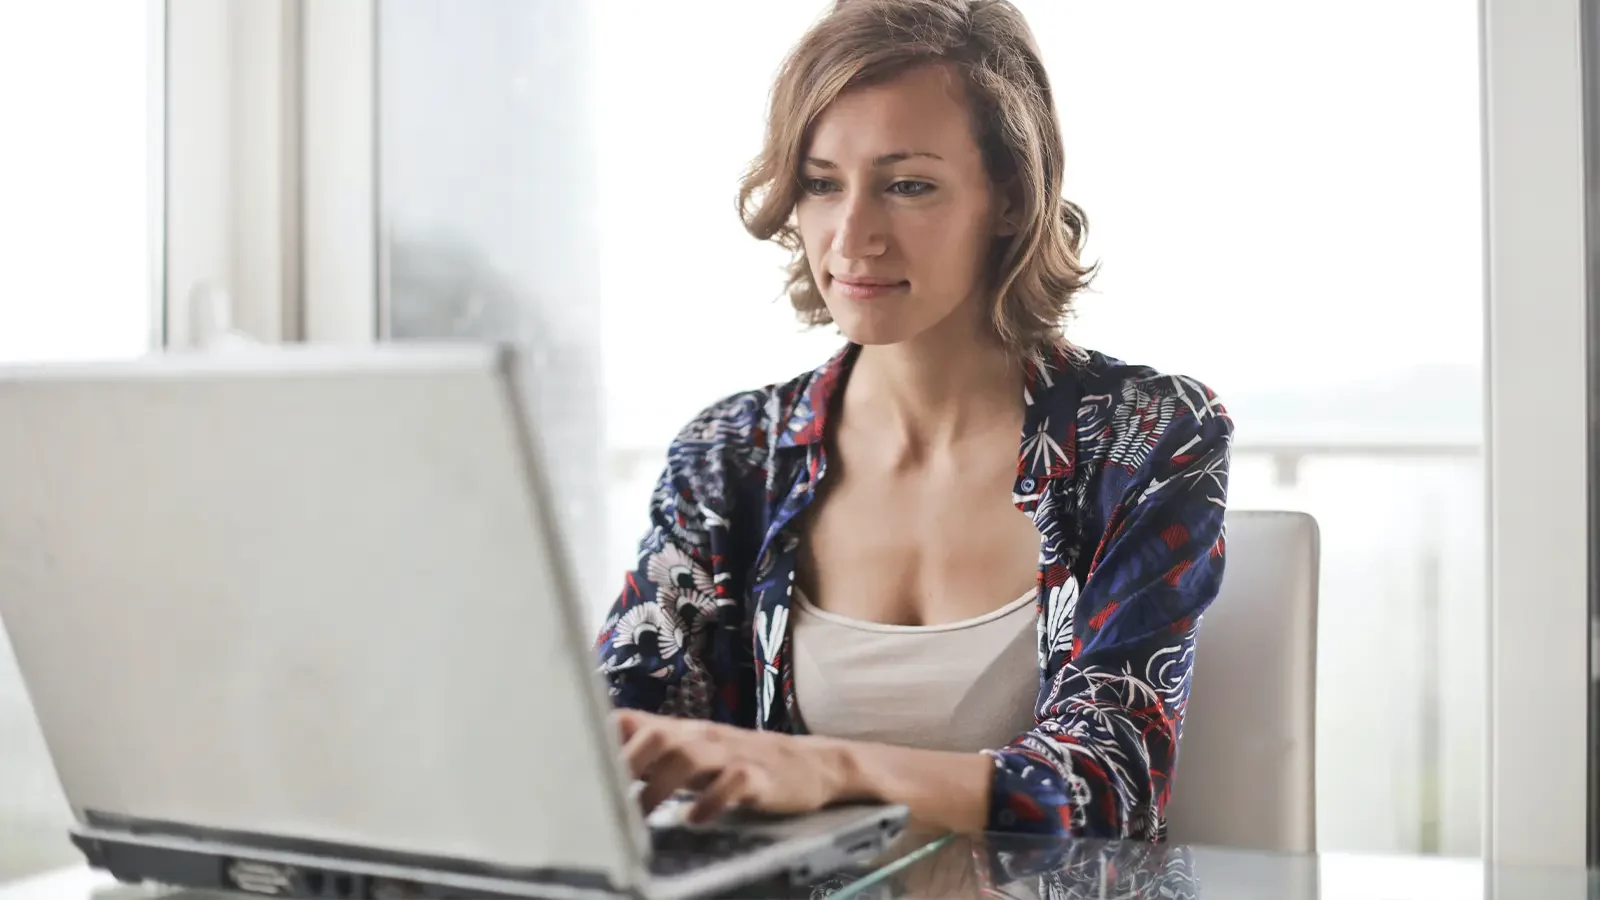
[831,277,909,301]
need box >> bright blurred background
[0,0,1487,881]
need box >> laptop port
[841,836,878,857]
[225,860,295,895]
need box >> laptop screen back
[0,345,639,884]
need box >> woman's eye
[889,180,935,197]
[802,177,837,195]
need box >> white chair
[1165,510,1320,853]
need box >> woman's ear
[993,180,1024,237]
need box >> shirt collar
[775,342,1083,490]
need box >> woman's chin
[835,326,911,347]
[829,313,921,348]
[826,297,980,350]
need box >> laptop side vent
[226,860,296,895]
[224,859,373,898]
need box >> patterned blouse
[595,342,1233,839]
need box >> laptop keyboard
[648,826,778,876]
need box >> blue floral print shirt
[595,342,1233,839]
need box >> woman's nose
[832,193,888,259]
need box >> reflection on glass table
[809,831,1597,900]
[2,830,1595,900]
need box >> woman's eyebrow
[804,150,946,169]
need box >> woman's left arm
[982,399,1233,838]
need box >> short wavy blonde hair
[738,0,1095,355]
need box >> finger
[621,723,678,781]
[688,766,755,825]
[611,709,647,743]
[638,747,714,815]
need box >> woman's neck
[843,318,1025,457]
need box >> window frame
[301,0,378,343]
[164,0,309,346]
[1481,0,1593,868]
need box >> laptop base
[69,805,908,900]
[72,826,624,900]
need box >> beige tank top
[790,587,1040,753]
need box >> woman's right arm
[595,457,747,722]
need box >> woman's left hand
[613,709,854,824]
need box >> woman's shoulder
[660,361,825,476]
[1074,348,1226,405]
[1051,345,1234,450]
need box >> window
[0,0,161,881]
[375,0,609,604]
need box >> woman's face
[796,62,1012,348]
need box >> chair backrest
[1165,510,1320,853]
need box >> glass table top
[1,830,1594,899]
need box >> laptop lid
[0,343,645,888]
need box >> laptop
[0,343,907,900]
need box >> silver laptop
[0,343,906,900]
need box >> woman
[596,0,1231,841]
